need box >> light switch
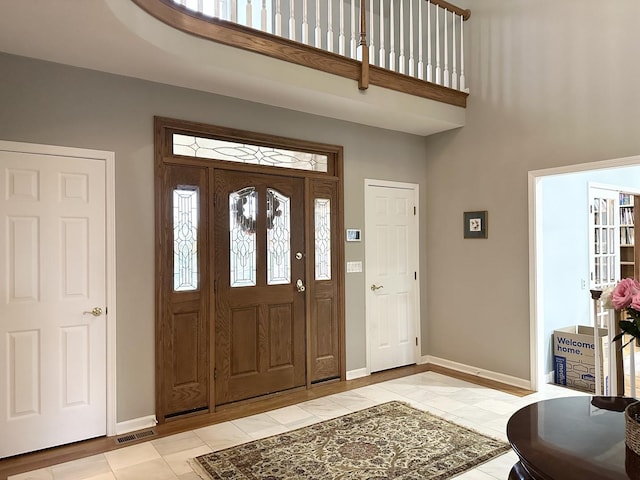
[347,261,362,273]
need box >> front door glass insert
[267,188,291,285]
[230,187,257,287]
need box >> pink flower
[631,292,640,311]
[611,278,640,310]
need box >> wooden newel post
[358,0,369,90]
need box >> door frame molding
[528,154,640,392]
[364,178,421,375]
[154,116,345,422]
[0,139,117,437]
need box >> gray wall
[423,0,640,380]
[0,52,428,422]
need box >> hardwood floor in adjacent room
[1,364,561,480]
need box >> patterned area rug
[191,401,511,479]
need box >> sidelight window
[173,187,199,291]
[314,198,331,280]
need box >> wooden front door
[214,170,306,405]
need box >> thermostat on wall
[346,229,361,242]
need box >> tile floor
[9,372,587,480]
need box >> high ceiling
[0,0,465,136]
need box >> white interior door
[365,180,419,373]
[0,145,108,458]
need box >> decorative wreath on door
[232,190,282,234]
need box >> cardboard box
[553,325,608,393]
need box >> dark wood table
[506,396,640,479]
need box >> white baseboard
[346,368,368,380]
[115,415,158,436]
[422,355,532,390]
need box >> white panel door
[0,148,107,458]
[365,181,419,373]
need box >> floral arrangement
[602,278,640,346]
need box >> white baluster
[275,0,282,36]
[460,16,466,91]
[379,0,386,68]
[289,0,296,40]
[261,0,267,32]
[389,0,396,71]
[408,0,414,77]
[369,0,375,64]
[230,0,237,22]
[426,0,432,82]
[197,0,204,14]
[452,13,458,89]
[246,0,252,28]
[435,5,441,84]
[315,1,322,48]
[444,9,449,87]
[398,0,405,74]
[418,0,424,79]
[302,0,309,44]
[339,0,345,56]
[214,0,219,18]
[351,0,357,59]
[327,1,334,52]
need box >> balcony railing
[133,0,470,107]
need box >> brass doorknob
[371,284,384,291]
[83,307,103,317]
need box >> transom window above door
[173,134,328,172]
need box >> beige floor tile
[9,468,54,480]
[163,445,212,476]
[111,458,177,480]
[51,454,110,480]
[104,442,161,471]
[151,432,206,456]
[194,421,252,451]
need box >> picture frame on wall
[463,211,488,239]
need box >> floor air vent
[115,428,157,445]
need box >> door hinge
[590,204,593,213]
[213,368,217,380]
[413,206,416,215]
[214,280,217,293]
[415,337,418,346]
[414,272,417,280]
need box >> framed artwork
[463,211,488,239]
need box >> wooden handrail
[430,0,471,21]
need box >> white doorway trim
[528,154,640,391]
[0,140,117,437]
[364,178,420,375]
